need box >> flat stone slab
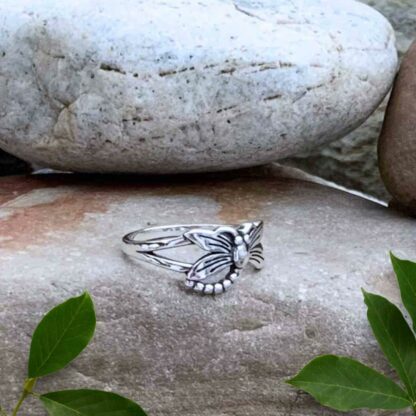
[0,168,415,415]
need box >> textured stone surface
[1,168,415,415]
[366,0,416,55]
[285,0,416,201]
[283,100,389,199]
[0,0,397,174]
[379,41,416,214]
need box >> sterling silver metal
[122,221,264,295]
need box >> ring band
[122,221,264,295]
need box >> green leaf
[28,292,96,378]
[287,355,411,411]
[40,390,148,416]
[391,252,416,331]
[363,290,416,400]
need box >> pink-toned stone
[379,41,416,214]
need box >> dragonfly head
[233,233,250,268]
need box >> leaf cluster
[2,292,147,416]
[288,253,416,413]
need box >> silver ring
[122,221,264,295]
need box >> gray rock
[0,167,415,415]
[0,0,397,174]
[285,0,416,201]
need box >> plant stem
[11,378,36,416]
[0,404,8,416]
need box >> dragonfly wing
[249,243,264,270]
[184,227,235,253]
[187,253,233,281]
[248,221,264,250]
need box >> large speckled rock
[0,0,397,174]
[379,41,416,214]
[1,167,415,415]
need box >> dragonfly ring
[122,221,264,295]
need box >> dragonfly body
[183,221,264,294]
